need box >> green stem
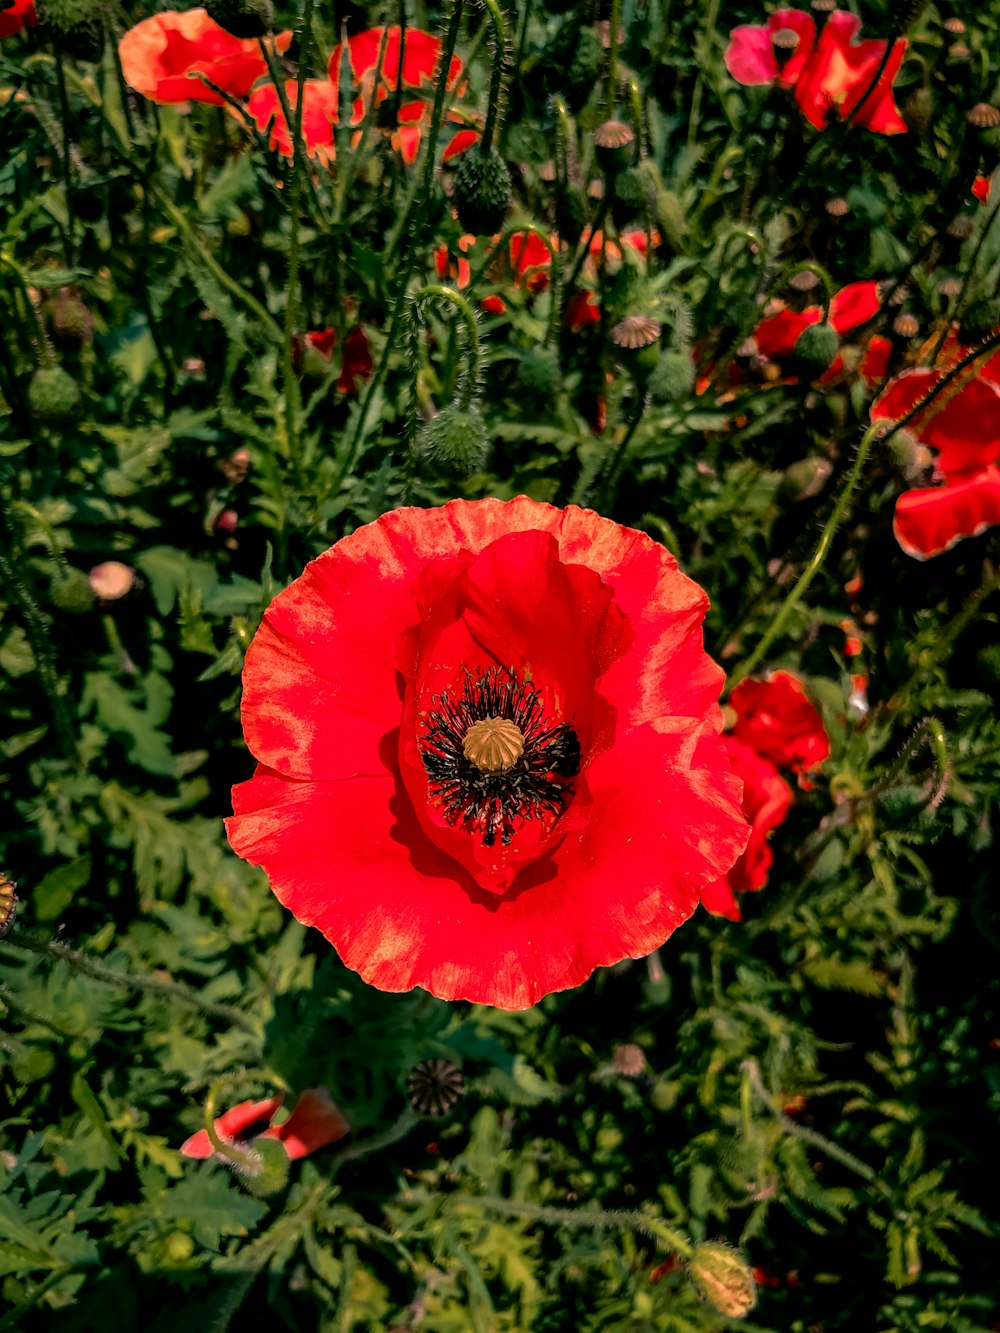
[203,1077,265,1172]
[686,0,722,149]
[53,49,74,264]
[332,22,390,227]
[328,1108,421,1178]
[596,393,646,510]
[606,0,622,118]
[480,0,506,154]
[930,192,1000,364]
[412,283,482,408]
[731,423,881,685]
[2,930,259,1036]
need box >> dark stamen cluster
[419,667,581,847]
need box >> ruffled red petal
[872,368,1000,478]
[729,671,830,774]
[180,1095,285,1159]
[794,12,906,135]
[724,10,816,88]
[261,1088,350,1159]
[0,0,35,39]
[893,469,1000,559]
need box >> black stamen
[418,667,581,847]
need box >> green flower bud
[687,1243,757,1318]
[204,0,274,38]
[876,784,925,821]
[793,321,840,377]
[235,1137,290,1198]
[451,148,512,237]
[417,403,491,476]
[654,188,687,252]
[613,165,651,221]
[518,346,561,400]
[648,349,695,403]
[780,456,833,502]
[49,567,96,613]
[28,365,80,423]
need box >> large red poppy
[246,79,339,163]
[227,499,748,1009]
[0,0,35,40]
[872,350,1000,557]
[725,7,906,135]
[119,9,292,106]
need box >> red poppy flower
[729,670,831,775]
[0,0,35,39]
[725,7,906,136]
[724,9,818,88]
[227,498,748,1009]
[793,11,907,135]
[246,79,339,163]
[973,174,993,206]
[701,736,793,920]
[119,9,292,107]
[858,334,893,388]
[181,1089,350,1161]
[303,326,373,395]
[565,290,601,330]
[752,280,882,364]
[328,25,464,161]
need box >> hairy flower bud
[648,348,695,403]
[518,346,561,400]
[958,298,1000,344]
[451,147,512,237]
[234,1137,290,1198]
[204,0,274,38]
[687,1243,757,1318]
[793,321,839,376]
[49,567,95,613]
[28,365,80,422]
[417,403,491,475]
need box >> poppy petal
[261,1088,350,1159]
[180,1095,285,1159]
[893,470,1000,559]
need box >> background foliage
[1,0,999,1328]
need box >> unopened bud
[417,403,491,476]
[234,1137,290,1198]
[451,147,512,236]
[648,348,695,402]
[780,456,833,501]
[687,1243,757,1318]
[518,346,561,400]
[88,560,135,602]
[28,364,80,422]
[793,321,839,376]
[49,567,95,613]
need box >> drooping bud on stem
[687,1242,758,1318]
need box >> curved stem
[731,423,881,685]
[204,1077,264,1173]
[411,283,482,408]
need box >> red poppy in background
[246,79,339,163]
[119,9,291,106]
[752,280,882,368]
[725,7,907,135]
[0,0,35,39]
[304,326,374,394]
[729,670,831,776]
[181,1089,350,1161]
[973,174,992,206]
[872,347,1000,557]
[329,25,464,163]
[227,498,748,1009]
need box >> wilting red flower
[119,9,291,106]
[872,349,1000,557]
[329,26,464,163]
[725,8,907,136]
[0,0,35,39]
[227,498,748,1009]
[729,670,831,776]
[246,79,339,163]
[701,736,793,920]
[181,1089,350,1161]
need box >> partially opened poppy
[700,736,793,921]
[872,349,1000,557]
[181,1088,350,1161]
[0,0,35,40]
[119,9,292,106]
[227,498,749,1009]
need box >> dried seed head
[944,17,966,32]
[789,269,820,292]
[968,103,1000,129]
[947,214,974,240]
[612,1044,647,1077]
[893,312,920,338]
[407,1060,465,1117]
[537,160,557,183]
[825,196,850,218]
[593,119,635,151]
[948,41,971,60]
[463,717,525,774]
[888,283,909,306]
[811,0,835,11]
[611,314,662,349]
[772,26,800,51]
[938,276,963,297]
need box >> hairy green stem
[732,423,881,685]
[480,0,507,153]
[930,193,1000,364]
[203,1077,265,1172]
[412,283,482,409]
[605,0,622,118]
[3,930,259,1035]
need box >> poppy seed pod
[451,147,512,237]
[235,1137,290,1198]
[204,0,274,39]
[48,567,96,614]
[417,403,491,476]
[593,120,635,175]
[793,321,839,375]
[28,365,80,422]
